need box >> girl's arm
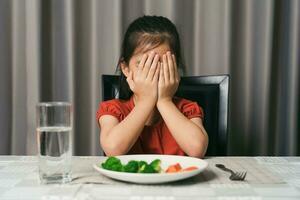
[99,53,160,156]
[157,101,208,158]
[99,100,155,156]
[157,52,208,158]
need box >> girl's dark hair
[117,15,185,100]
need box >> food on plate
[101,156,123,172]
[124,160,139,173]
[150,159,162,172]
[166,163,182,173]
[165,163,198,173]
[101,157,198,173]
[182,166,198,171]
[101,157,161,173]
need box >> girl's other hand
[126,52,160,105]
[157,52,180,104]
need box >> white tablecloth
[0,156,299,199]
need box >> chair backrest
[101,74,229,156]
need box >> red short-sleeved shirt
[96,97,204,156]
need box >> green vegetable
[139,164,156,173]
[101,157,123,172]
[123,160,139,173]
[101,157,161,174]
[138,161,148,173]
[150,159,161,173]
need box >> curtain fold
[271,0,300,155]
[25,0,40,155]
[11,0,27,154]
[230,0,275,155]
[0,0,12,155]
[0,0,299,156]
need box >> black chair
[102,75,229,156]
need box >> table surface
[0,156,300,200]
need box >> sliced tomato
[166,163,182,173]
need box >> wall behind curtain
[0,0,299,156]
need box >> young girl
[96,15,208,158]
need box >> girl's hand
[126,52,160,105]
[157,52,180,104]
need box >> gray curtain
[0,0,299,156]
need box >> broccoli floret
[139,164,157,173]
[101,157,121,168]
[138,161,148,173]
[150,159,161,173]
[101,157,123,172]
[123,160,139,173]
[110,163,123,172]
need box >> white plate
[93,154,208,184]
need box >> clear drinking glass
[36,102,72,184]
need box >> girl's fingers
[147,54,159,80]
[153,61,160,83]
[163,54,169,82]
[167,52,175,82]
[172,54,179,81]
[158,62,164,84]
[159,62,165,83]
[142,52,155,78]
[137,54,148,73]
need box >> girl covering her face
[97,15,208,158]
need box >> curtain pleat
[229,0,275,155]
[11,0,27,154]
[0,0,12,155]
[25,0,40,155]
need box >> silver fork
[215,164,247,181]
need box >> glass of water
[36,102,72,184]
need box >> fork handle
[216,165,235,175]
